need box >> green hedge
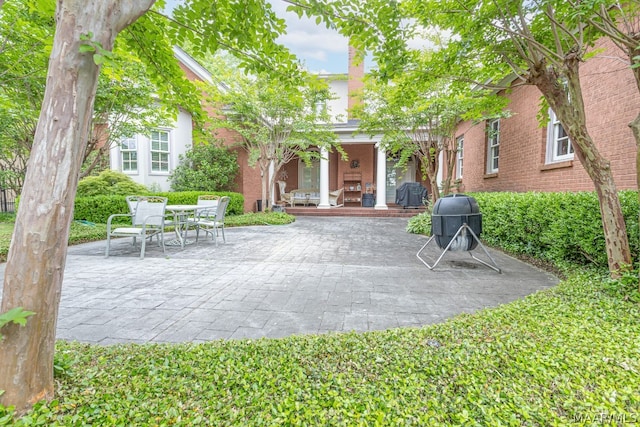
[73,191,245,224]
[408,191,639,270]
[472,191,638,269]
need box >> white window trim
[546,109,574,164]
[456,135,464,179]
[120,136,138,174]
[487,119,499,174]
[150,129,171,174]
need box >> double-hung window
[456,135,464,179]
[546,109,573,163]
[487,119,500,174]
[120,137,138,173]
[150,130,170,173]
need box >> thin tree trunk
[531,60,631,277]
[628,57,640,287]
[0,0,153,414]
[628,113,640,287]
[568,130,630,275]
[441,140,458,196]
[420,155,439,206]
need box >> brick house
[450,37,639,193]
[274,45,429,212]
[111,46,429,212]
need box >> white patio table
[165,204,213,248]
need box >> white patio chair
[105,196,168,259]
[127,195,174,237]
[195,195,230,246]
[190,194,220,220]
[184,194,220,231]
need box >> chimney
[347,44,364,118]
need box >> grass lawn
[0,212,295,263]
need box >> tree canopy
[354,57,508,204]
[0,0,199,184]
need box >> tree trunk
[627,56,640,287]
[259,160,269,211]
[531,59,631,277]
[420,154,439,206]
[441,138,458,196]
[628,113,640,287]
[0,0,154,414]
[428,143,440,206]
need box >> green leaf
[0,307,36,329]
[78,44,95,53]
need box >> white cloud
[165,0,349,73]
[270,1,348,72]
[279,30,347,54]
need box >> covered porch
[274,123,430,214]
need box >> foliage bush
[474,191,638,270]
[407,191,639,271]
[76,170,149,197]
[225,212,294,227]
[405,210,431,236]
[168,143,238,192]
[73,191,245,224]
[2,272,638,425]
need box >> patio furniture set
[277,181,344,207]
[105,195,230,259]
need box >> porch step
[284,205,426,218]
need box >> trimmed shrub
[76,170,149,197]
[73,195,130,225]
[473,191,638,270]
[407,191,638,271]
[73,191,245,224]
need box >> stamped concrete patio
[0,216,558,344]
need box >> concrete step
[284,205,426,218]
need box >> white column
[318,147,330,209]
[375,144,388,209]
[269,159,276,208]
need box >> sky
[163,0,352,74]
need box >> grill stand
[416,223,502,273]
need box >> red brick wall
[338,145,375,188]
[457,37,639,193]
[233,148,263,212]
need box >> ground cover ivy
[2,272,638,425]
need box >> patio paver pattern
[0,217,558,344]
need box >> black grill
[395,182,428,208]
